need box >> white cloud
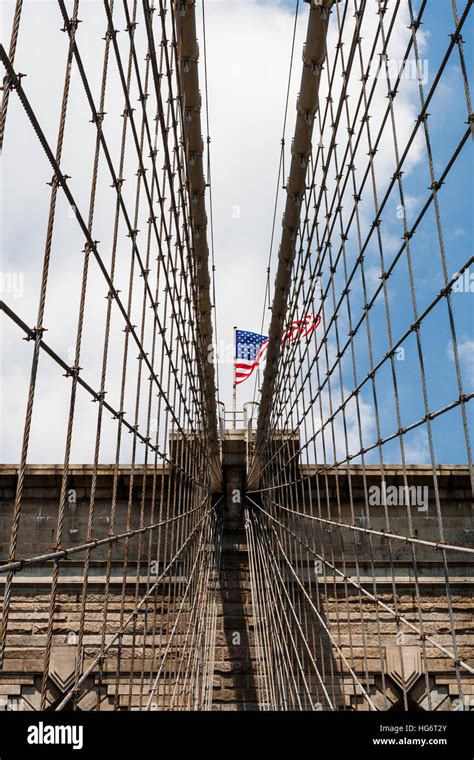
[403,429,430,465]
[447,338,474,387]
[0,0,428,463]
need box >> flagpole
[233,325,237,428]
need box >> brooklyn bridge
[0,0,472,716]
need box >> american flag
[235,330,269,385]
[234,315,320,386]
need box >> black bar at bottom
[0,710,472,758]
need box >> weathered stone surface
[0,465,471,710]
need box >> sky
[0,0,472,465]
